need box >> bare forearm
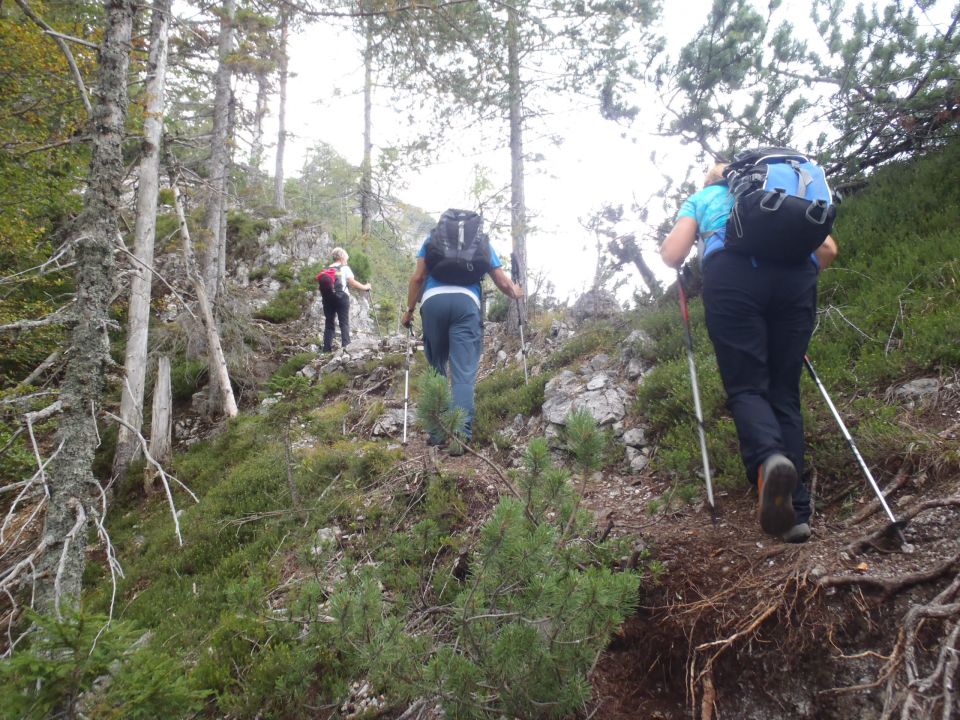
[406,276,425,311]
[815,235,839,271]
[490,267,522,298]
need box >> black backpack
[723,147,836,263]
[424,209,492,285]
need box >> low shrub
[254,287,308,323]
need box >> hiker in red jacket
[661,162,838,543]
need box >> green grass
[474,368,550,443]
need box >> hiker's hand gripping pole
[677,270,717,522]
[803,355,907,543]
[510,253,529,385]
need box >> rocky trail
[219,289,960,720]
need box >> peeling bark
[360,19,373,238]
[36,0,134,615]
[505,5,527,335]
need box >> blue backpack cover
[723,147,836,262]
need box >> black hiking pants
[322,291,350,352]
[702,251,817,524]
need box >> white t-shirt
[332,263,354,293]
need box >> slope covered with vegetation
[3,143,959,719]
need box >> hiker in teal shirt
[676,169,734,262]
[662,163,838,544]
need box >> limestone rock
[542,369,627,427]
[892,377,940,405]
[622,427,647,448]
[371,407,412,437]
[570,288,621,322]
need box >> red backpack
[316,265,340,296]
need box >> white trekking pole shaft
[803,355,902,529]
[678,272,716,521]
[402,327,412,444]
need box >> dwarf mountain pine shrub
[0,609,202,719]
[330,395,640,718]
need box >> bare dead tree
[169,164,238,419]
[114,0,173,484]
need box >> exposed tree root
[822,570,960,720]
[847,462,913,526]
[847,495,960,554]
[820,550,960,599]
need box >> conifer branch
[13,0,93,116]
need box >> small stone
[626,358,645,381]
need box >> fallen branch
[104,411,198,546]
[15,351,63,391]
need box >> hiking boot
[782,523,811,543]
[758,453,797,536]
[426,435,445,447]
[447,438,466,457]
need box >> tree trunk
[505,4,527,336]
[114,0,172,484]
[607,234,663,298]
[274,8,288,211]
[203,0,235,304]
[360,19,373,238]
[171,178,238,419]
[249,71,268,168]
[146,355,173,492]
[37,0,134,616]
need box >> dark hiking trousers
[420,292,483,439]
[702,251,817,524]
[322,291,350,352]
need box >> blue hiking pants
[420,292,483,439]
[702,251,817,524]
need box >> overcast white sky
[250,1,728,302]
[251,0,958,301]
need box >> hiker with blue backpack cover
[660,151,839,544]
[316,247,372,352]
[401,209,522,455]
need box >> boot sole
[760,458,797,536]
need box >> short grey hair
[331,247,348,262]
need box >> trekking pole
[510,253,529,385]
[677,270,717,523]
[369,288,382,338]
[803,355,908,543]
[402,325,413,445]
